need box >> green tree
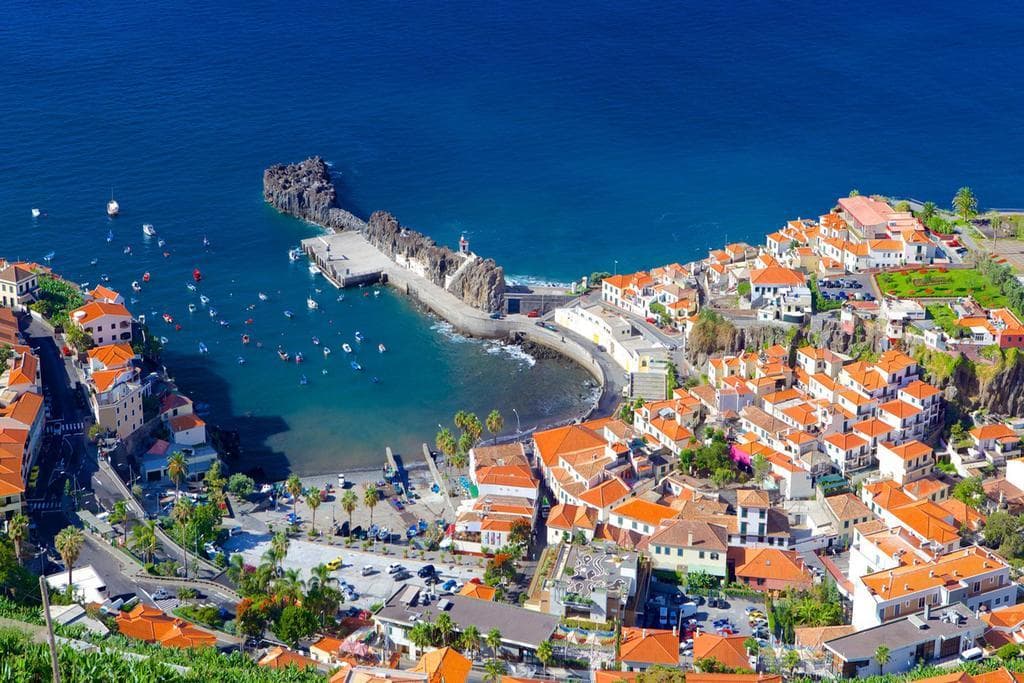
[460,624,481,659]
[436,427,457,459]
[508,518,531,548]
[919,201,937,221]
[483,658,506,683]
[848,189,860,197]
[305,489,322,535]
[267,531,290,572]
[272,568,305,603]
[485,627,503,658]
[166,451,188,498]
[55,526,84,586]
[7,513,28,564]
[108,499,130,546]
[750,453,770,485]
[894,200,911,213]
[783,649,801,674]
[952,476,986,509]
[408,620,436,650]
[486,409,504,443]
[953,187,978,222]
[536,640,554,673]
[227,473,255,497]
[685,570,719,593]
[874,644,890,674]
[274,604,318,648]
[131,519,158,564]
[341,489,358,529]
[363,484,379,528]
[435,612,456,647]
[64,325,94,352]
[204,461,226,494]
[286,474,303,510]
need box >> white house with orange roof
[851,545,1015,629]
[609,499,679,537]
[468,442,539,502]
[545,503,597,544]
[877,440,935,485]
[83,343,143,440]
[823,433,871,475]
[601,272,656,317]
[452,494,536,553]
[982,603,1024,650]
[898,380,943,429]
[859,480,961,554]
[0,261,39,310]
[88,285,124,305]
[633,397,697,456]
[69,300,133,345]
[0,391,44,524]
[969,423,1021,465]
[876,398,927,442]
[0,347,40,405]
[747,265,808,309]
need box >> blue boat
[350,361,362,371]
[299,374,308,385]
[198,342,209,354]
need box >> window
[655,546,661,555]
[972,582,980,592]
[698,551,705,559]
[710,553,719,560]
[676,548,682,557]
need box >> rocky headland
[263,157,505,312]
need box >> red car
[526,309,540,318]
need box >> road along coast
[263,157,624,418]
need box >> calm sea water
[2,1,1023,475]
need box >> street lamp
[613,260,618,276]
[511,408,521,434]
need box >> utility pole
[39,575,62,682]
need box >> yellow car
[325,557,344,571]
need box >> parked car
[151,588,172,601]
[489,311,503,319]
[526,309,540,318]
[387,563,404,574]
[417,564,436,578]
[325,557,344,571]
[361,565,376,576]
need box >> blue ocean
[2,1,1022,476]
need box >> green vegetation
[132,323,163,359]
[618,397,644,425]
[737,281,751,297]
[925,214,956,235]
[876,268,1007,307]
[952,477,986,509]
[649,301,671,327]
[926,303,962,338]
[0,344,13,367]
[767,582,845,644]
[911,345,964,384]
[982,511,1024,562]
[174,604,224,630]
[227,473,255,497]
[953,187,979,222]
[976,256,1024,317]
[678,429,743,486]
[688,309,735,358]
[29,275,83,328]
[808,275,841,312]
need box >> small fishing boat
[101,274,111,282]
[354,331,364,343]
[193,268,202,282]
[295,352,304,363]
[342,343,353,354]
[311,336,320,345]
[129,296,138,304]
[322,368,328,375]
[374,290,381,297]
[199,294,209,304]
[106,229,113,243]
[336,294,345,302]
[307,298,318,310]
[142,223,157,237]
[159,336,169,344]
[299,375,308,385]
[131,281,141,292]
[174,324,182,331]
[284,310,294,319]
[323,346,331,357]
[202,235,210,247]
[157,238,166,248]
[219,319,230,327]
[258,292,268,301]
[378,343,386,353]
[245,318,254,325]
[31,208,41,218]
[209,308,217,318]
[241,334,250,344]
[142,272,150,283]
[350,360,362,371]
[237,356,246,365]
[107,194,120,217]
[314,287,322,294]
[198,342,209,354]
[123,246,132,255]
[288,247,302,261]
[163,251,170,258]
[308,263,319,275]
[186,283,196,291]
[371,376,380,384]
[90,258,98,266]
[277,347,290,361]
[188,303,196,313]
[162,313,174,324]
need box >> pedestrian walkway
[45,421,84,435]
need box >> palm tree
[306,489,322,535]
[919,201,937,222]
[953,187,978,222]
[485,410,503,443]
[341,489,358,529]
[485,627,503,659]
[460,624,481,659]
[874,644,890,674]
[464,413,483,444]
[55,526,84,586]
[227,553,246,584]
[108,499,130,546]
[435,427,456,460]
[272,568,305,603]
[364,484,379,528]
[131,520,159,564]
[435,612,456,647]
[171,497,194,578]
[483,658,506,683]
[536,640,553,674]
[269,531,290,572]
[309,563,337,590]
[285,473,303,511]
[453,410,470,434]
[408,621,435,651]
[167,451,188,498]
[8,513,28,564]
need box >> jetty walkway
[302,230,624,419]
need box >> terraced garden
[875,268,1008,307]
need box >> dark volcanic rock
[263,157,505,312]
[364,211,505,312]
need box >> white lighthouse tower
[458,234,470,255]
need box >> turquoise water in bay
[2,1,1023,474]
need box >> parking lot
[819,272,877,303]
[222,534,484,610]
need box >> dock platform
[302,232,386,288]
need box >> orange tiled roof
[116,604,216,648]
[971,423,1018,441]
[170,413,205,432]
[459,583,496,601]
[688,675,781,683]
[693,633,751,671]
[546,503,597,531]
[70,300,131,325]
[409,646,472,683]
[533,422,608,468]
[578,477,630,509]
[880,440,932,461]
[860,546,1008,600]
[735,548,812,587]
[610,499,679,527]
[617,627,679,665]
[901,380,941,400]
[259,645,319,670]
[86,343,135,369]
[749,266,805,287]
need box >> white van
[959,647,983,663]
[361,565,375,576]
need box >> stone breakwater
[263,156,505,312]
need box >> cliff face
[263,157,367,232]
[263,157,505,312]
[365,211,505,312]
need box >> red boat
[241,334,250,345]
[193,268,202,282]
[175,324,182,331]
[162,313,174,324]
[142,272,151,283]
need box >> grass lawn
[876,268,1008,307]
[926,304,960,337]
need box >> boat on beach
[142,223,157,236]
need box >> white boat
[186,283,196,291]
[131,281,141,292]
[354,331,364,343]
[307,298,319,310]
[311,336,320,345]
[308,263,319,275]
[199,295,209,305]
[158,238,166,248]
[107,197,120,217]
[288,247,302,261]
[374,290,381,297]
[284,310,294,319]
[160,336,168,344]
[258,292,268,301]
[188,303,196,312]
[142,223,157,237]
[323,346,331,357]
[31,208,40,218]
[342,343,353,354]
[198,342,209,354]
[123,246,132,255]
[378,343,386,353]
[209,308,217,317]
[90,258,98,266]
[202,235,210,247]
[336,294,345,302]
